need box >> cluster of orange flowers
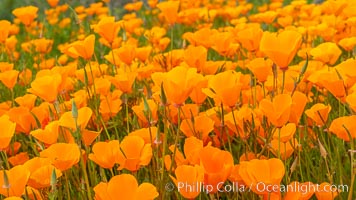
[0,0,355,199]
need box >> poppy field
[1,0,356,199]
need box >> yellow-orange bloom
[12,6,38,26]
[260,30,302,69]
[40,143,81,171]
[94,17,120,45]
[259,94,292,128]
[0,114,16,149]
[67,34,95,60]
[0,165,30,197]
[94,174,158,200]
[117,135,152,172]
[157,1,180,25]
[0,20,11,43]
[239,158,285,196]
[170,165,204,199]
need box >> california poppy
[200,145,234,193]
[284,182,315,200]
[0,70,19,89]
[89,140,122,169]
[40,143,81,171]
[30,120,59,145]
[239,158,285,196]
[117,135,152,172]
[247,58,273,83]
[260,30,302,70]
[0,20,11,43]
[67,34,95,60]
[329,115,356,141]
[27,73,62,103]
[310,42,342,65]
[59,106,93,130]
[183,45,207,72]
[162,66,200,106]
[12,6,38,26]
[180,115,214,143]
[94,174,158,200]
[259,94,292,128]
[8,152,29,166]
[305,103,331,126]
[272,123,296,143]
[0,114,16,149]
[170,164,204,199]
[203,70,243,108]
[23,157,62,189]
[0,165,30,197]
[94,17,120,45]
[315,182,338,200]
[236,25,263,52]
[157,1,180,25]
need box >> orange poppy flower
[23,157,62,189]
[329,115,356,141]
[0,62,13,72]
[32,38,53,54]
[200,145,234,193]
[247,58,273,83]
[132,99,158,127]
[27,73,62,103]
[59,106,93,130]
[14,94,37,110]
[272,123,296,143]
[109,69,137,93]
[128,127,158,144]
[310,42,342,65]
[8,152,29,166]
[67,34,95,60]
[7,106,37,134]
[94,17,120,45]
[99,90,123,121]
[170,164,204,199]
[284,182,315,200]
[47,0,60,7]
[260,30,302,69]
[305,103,331,126]
[113,45,137,66]
[40,143,81,171]
[289,91,308,124]
[12,6,38,26]
[94,174,159,200]
[203,70,243,108]
[135,46,152,63]
[315,182,338,200]
[124,2,143,11]
[0,165,30,197]
[182,72,204,103]
[346,93,356,112]
[259,94,292,128]
[270,138,299,160]
[338,36,356,51]
[239,158,285,196]
[162,66,199,106]
[117,135,152,172]
[236,26,263,52]
[30,120,59,145]
[183,45,207,72]
[0,114,16,149]
[157,1,180,25]
[180,115,214,143]
[89,140,122,169]
[0,20,11,43]
[0,70,19,89]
